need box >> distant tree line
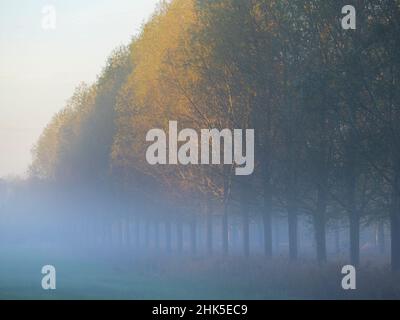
[30,0,400,270]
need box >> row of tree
[30,0,400,270]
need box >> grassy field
[0,245,399,300]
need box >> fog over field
[1,0,400,300]
[0,181,394,299]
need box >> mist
[0,178,393,299]
[1,0,400,300]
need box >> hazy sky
[0,0,159,178]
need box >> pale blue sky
[0,0,159,178]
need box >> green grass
[0,245,399,299]
[0,246,251,300]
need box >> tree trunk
[103,222,110,247]
[274,218,280,252]
[288,204,298,260]
[117,220,123,247]
[177,220,183,254]
[222,166,231,255]
[390,207,400,271]
[391,166,400,271]
[263,196,273,257]
[334,226,340,256]
[222,206,229,255]
[347,158,360,267]
[190,216,197,255]
[243,211,250,257]
[315,185,327,263]
[165,220,172,253]
[377,221,385,254]
[206,207,213,255]
[262,145,273,257]
[122,219,129,247]
[240,178,251,257]
[144,219,150,249]
[134,217,140,249]
[154,220,160,251]
[314,213,326,263]
[349,210,360,266]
